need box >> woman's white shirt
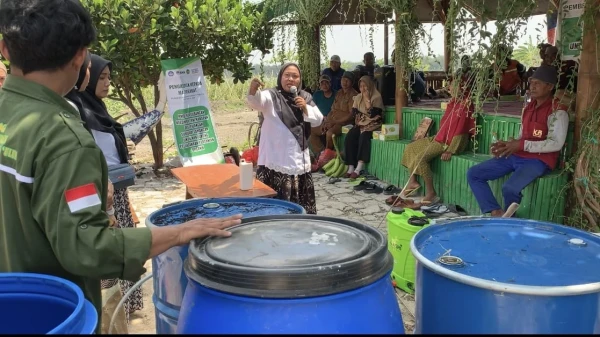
[246,90,323,176]
[64,98,121,166]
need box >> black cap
[531,65,558,85]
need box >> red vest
[514,98,567,170]
[499,60,522,95]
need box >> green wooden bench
[353,106,572,224]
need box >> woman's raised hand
[249,78,265,95]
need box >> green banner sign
[558,0,584,61]
[161,57,224,165]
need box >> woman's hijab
[77,54,129,164]
[354,75,384,113]
[267,62,316,150]
[64,52,91,118]
[353,76,384,131]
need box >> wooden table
[171,164,277,199]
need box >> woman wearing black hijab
[246,63,324,214]
[76,54,144,321]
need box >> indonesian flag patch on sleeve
[65,183,102,213]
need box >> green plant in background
[513,36,544,68]
[80,0,273,169]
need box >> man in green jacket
[0,0,242,332]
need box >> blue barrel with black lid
[410,217,600,334]
[146,198,305,334]
[176,214,405,334]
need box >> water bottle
[522,90,530,115]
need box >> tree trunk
[153,122,164,170]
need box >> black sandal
[353,181,371,191]
[364,182,384,194]
[328,177,341,184]
[383,185,401,195]
[447,204,468,216]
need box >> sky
[248,13,548,65]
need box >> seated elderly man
[467,65,568,217]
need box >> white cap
[330,55,341,63]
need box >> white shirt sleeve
[523,110,569,153]
[305,104,324,127]
[246,90,275,118]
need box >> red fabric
[499,60,522,95]
[241,146,259,166]
[434,98,476,146]
[317,149,336,168]
[513,97,567,170]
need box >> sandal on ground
[353,181,371,191]
[383,185,401,195]
[359,170,378,181]
[421,204,449,215]
[364,182,384,194]
[392,198,422,210]
[447,204,468,216]
[328,177,341,184]
[420,196,441,205]
[385,195,401,205]
[399,186,421,198]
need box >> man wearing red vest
[467,65,569,217]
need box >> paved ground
[123,166,458,334]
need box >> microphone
[290,86,298,98]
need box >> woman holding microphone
[246,63,324,214]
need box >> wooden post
[384,21,389,65]
[573,0,600,152]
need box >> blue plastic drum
[146,198,305,334]
[410,218,600,334]
[0,273,97,334]
[176,214,405,334]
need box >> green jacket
[0,76,152,332]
